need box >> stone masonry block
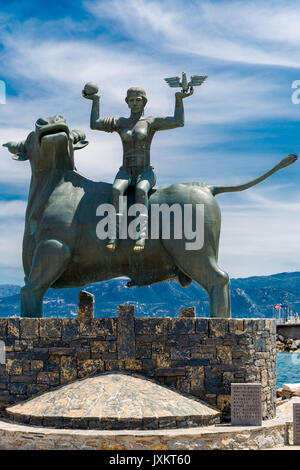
[118,305,135,360]
[136,343,152,359]
[7,319,20,339]
[142,359,157,370]
[60,356,77,384]
[104,360,124,372]
[37,372,60,386]
[208,319,227,338]
[265,319,276,335]
[216,346,232,364]
[78,290,95,319]
[168,319,195,335]
[0,319,7,339]
[124,360,142,371]
[254,336,267,352]
[244,319,259,333]
[20,319,39,339]
[6,359,23,375]
[228,319,244,333]
[155,368,186,377]
[90,341,108,354]
[40,319,62,339]
[180,307,196,318]
[10,383,27,395]
[135,318,169,335]
[185,366,205,381]
[170,348,190,360]
[77,359,105,378]
[195,318,208,334]
[78,319,98,338]
[62,319,80,341]
[31,360,44,371]
[204,376,224,394]
[93,318,116,337]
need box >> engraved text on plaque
[231,383,262,426]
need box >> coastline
[277,334,300,353]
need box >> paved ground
[264,446,300,450]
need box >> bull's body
[25,171,220,290]
[3,115,297,318]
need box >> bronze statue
[82,77,195,252]
[2,74,297,319]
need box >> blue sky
[0,0,299,284]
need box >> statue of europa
[2,73,297,318]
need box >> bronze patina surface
[2,77,297,318]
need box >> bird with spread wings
[164,72,207,94]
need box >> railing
[275,315,300,325]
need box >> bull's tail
[209,154,297,196]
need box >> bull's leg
[189,259,231,318]
[175,255,231,318]
[21,239,71,318]
[204,261,231,318]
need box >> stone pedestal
[0,314,277,420]
[78,291,94,319]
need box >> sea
[277,352,300,387]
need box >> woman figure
[83,83,193,252]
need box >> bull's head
[3,114,88,171]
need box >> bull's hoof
[133,239,145,252]
[133,245,144,252]
[106,241,117,252]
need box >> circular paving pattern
[6,373,221,430]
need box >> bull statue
[3,114,297,318]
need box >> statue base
[0,311,276,422]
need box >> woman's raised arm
[82,90,116,132]
[151,88,193,131]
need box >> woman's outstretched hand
[175,86,194,99]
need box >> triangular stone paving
[6,373,221,430]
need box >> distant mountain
[0,285,22,299]
[0,271,299,318]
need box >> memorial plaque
[293,403,300,445]
[231,383,262,426]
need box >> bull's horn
[3,141,29,161]
[73,140,89,150]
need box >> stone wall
[0,309,277,420]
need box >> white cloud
[218,188,300,276]
[0,200,26,217]
[0,127,32,184]
[86,0,300,67]
[0,204,24,271]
